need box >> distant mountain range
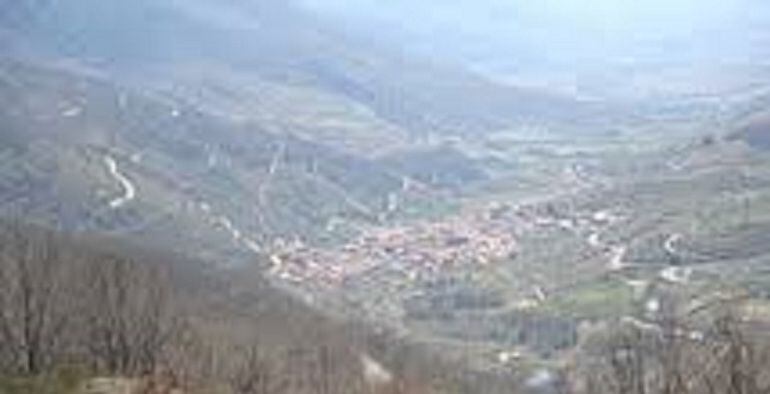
[0,0,594,262]
[3,0,593,134]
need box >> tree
[0,223,73,374]
[84,254,177,375]
[228,345,274,394]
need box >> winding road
[660,266,693,284]
[583,217,704,341]
[660,233,693,284]
[104,155,137,209]
[663,233,682,256]
[102,152,261,254]
[608,245,628,271]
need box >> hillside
[0,0,595,262]
[4,1,770,393]
[1,0,594,139]
[0,220,526,394]
[0,57,435,263]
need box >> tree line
[0,221,444,394]
[567,297,770,394]
[4,219,769,394]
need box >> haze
[301,0,770,97]
[4,0,770,392]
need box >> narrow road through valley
[660,233,692,284]
[586,220,701,340]
[663,233,682,256]
[609,245,628,271]
[104,155,136,209]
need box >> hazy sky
[298,0,770,62]
[300,0,764,33]
[299,0,770,96]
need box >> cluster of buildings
[269,203,521,288]
[267,196,624,295]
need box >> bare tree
[699,312,770,394]
[0,223,73,374]
[573,298,770,394]
[83,254,177,375]
[228,344,274,394]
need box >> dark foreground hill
[0,220,524,394]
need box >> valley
[4,48,770,391]
[2,1,770,393]
[260,129,770,383]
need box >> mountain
[5,3,770,394]
[15,2,770,392]
[0,57,418,263]
[0,0,599,262]
[3,0,592,137]
[301,0,770,102]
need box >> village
[265,191,630,294]
[268,202,525,288]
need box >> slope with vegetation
[2,0,770,393]
[0,221,528,394]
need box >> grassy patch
[0,366,89,394]
[742,299,770,321]
[542,279,635,319]
[395,196,461,222]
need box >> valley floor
[267,136,770,386]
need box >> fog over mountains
[3,1,770,393]
[0,0,590,261]
[301,0,770,98]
